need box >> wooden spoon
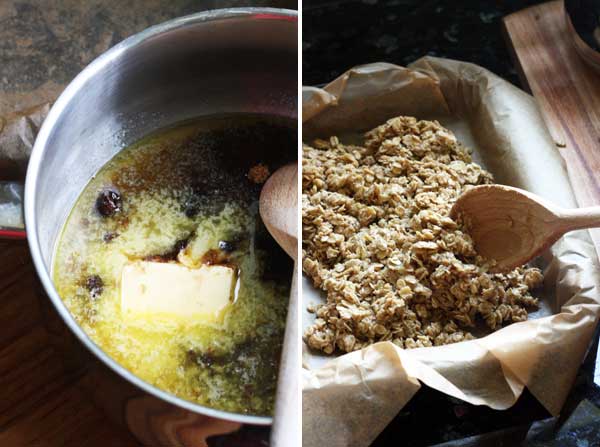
[450,184,600,271]
[260,164,298,259]
[259,163,298,447]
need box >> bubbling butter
[52,115,294,416]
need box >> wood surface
[0,241,140,446]
[503,0,600,259]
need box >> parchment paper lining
[302,57,600,447]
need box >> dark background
[303,0,543,86]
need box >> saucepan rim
[24,7,297,426]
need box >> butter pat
[121,261,234,322]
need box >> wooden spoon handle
[559,206,600,232]
[270,267,299,447]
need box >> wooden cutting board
[503,0,600,258]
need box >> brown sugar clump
[248,163,270,184]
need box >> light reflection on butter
[121,261,236,324]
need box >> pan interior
[52,113,296,416]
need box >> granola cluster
[302,116,543,354]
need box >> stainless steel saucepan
[1,8,297,446]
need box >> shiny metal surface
[0,181,26,238]
[25,7,297,433]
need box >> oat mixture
[302,116,543,354]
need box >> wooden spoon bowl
[450,184,600,271]
[259,164,298,260]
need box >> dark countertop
[304,1,600,446]
[303,0,542,86]
[0,0,297,116]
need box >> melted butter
[52,115,294,415]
